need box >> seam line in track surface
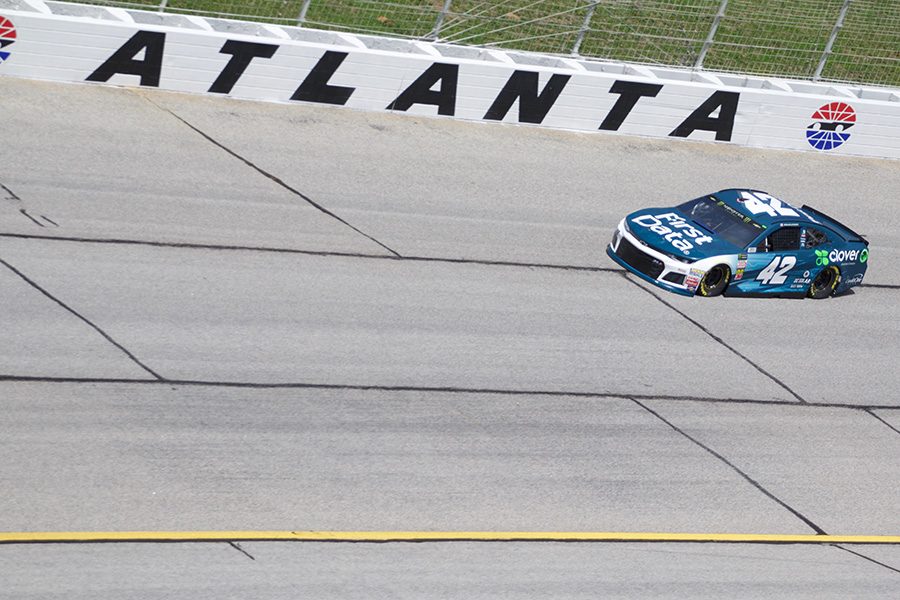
[0,375,898,410]
[861,283,900,290]
[3,233,899,290]
[621,272,808,404]
[629,397,827,535]
[0,233,610,274]
[865,409,900,436]
[139,96,402,258]
[0,258,164,381]
[833,544,900,575]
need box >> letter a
[387,63,458,116]
[669,91,740,142]
[87,31,166,87]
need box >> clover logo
[815,249,829,266]
[860,249,868,263]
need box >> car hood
[626,207,741,261]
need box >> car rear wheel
[809,265,840,299]
[698,265,730,297]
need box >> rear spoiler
[802,205,868,245]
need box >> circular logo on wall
[0,16,15,65]
[806,102,856,151]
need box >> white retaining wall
[2,1,899,159]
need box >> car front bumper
[606,221,702,297]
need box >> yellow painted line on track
[1,531,900,544]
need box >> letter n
[483,71,570,124]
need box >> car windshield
[677,196,765,248]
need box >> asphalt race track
[1,77,899,597]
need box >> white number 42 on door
[757,256,797,285]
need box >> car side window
[757,226,800,252]
[804,227,829,249]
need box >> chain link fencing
[65,0,900,87]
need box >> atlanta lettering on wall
[87,31,739,141]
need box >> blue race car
[607,188,868,298]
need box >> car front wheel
[808,265,840,299]
[698,265,730,297]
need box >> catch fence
[66,1,900,87]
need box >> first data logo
[0,16,15,64]
[806,101,856,151]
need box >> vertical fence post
[297,0,313,26]
[814,0,852,81]
[158,0,168,13]
[695,0,729,69]
[571,2,597,56]
[427,0,453,40]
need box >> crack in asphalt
[0,232,612,274]
[0,375,897,410]
[227,541,256,561]
[620,272,808,404]
[865,409,900,436]
[834,544,900,576]
[630,397,827,535]
[0,258,164,381]
[3,232,896,290]
[140,96,402,259]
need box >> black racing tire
[698,265,730,297]
[808,265,840,299]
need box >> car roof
[712,188,823,229]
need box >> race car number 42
[757,256,797,285]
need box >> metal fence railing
[66,1,900,88]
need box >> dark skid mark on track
[630,397,827,535]
[3,183,60,227]
[227,541,256,560]
[0,233,614,274]
[865,409,900,436]
[19,209,44,228]
[621,273,807,404]
[2,375,898,411]
[834,544,900,576]
[142,97,401,258]
[1,181,22,202]
[0,258,164,381]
